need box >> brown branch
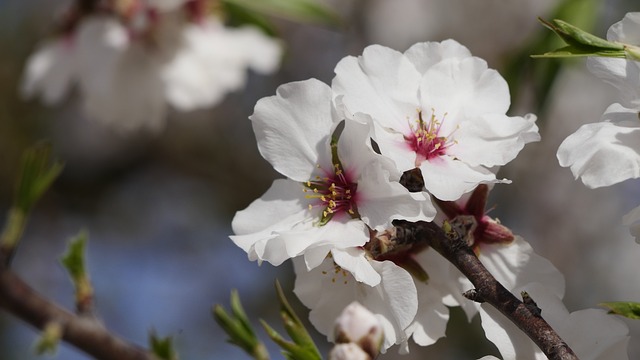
[0,269,154,360]
[393,220,578,360]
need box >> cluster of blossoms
[21,0,282,133]
[231,40,630,358]
[557,12,640,242]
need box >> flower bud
[333,302,383,358]
[329,343,371,360]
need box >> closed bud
[333,302,383,358]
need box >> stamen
[405,109,457,165]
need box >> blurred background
[1,0,640,359]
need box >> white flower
[557,13,640,188]
[332,40,540,201]
[479,282,629,360]
[293,251,421,352]
[21,3,282,133]
[231,79,425,272]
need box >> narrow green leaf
[274,280,321,360]
[551,19,623,50]
[600,302,640,320]
[260,320,317,360]
[149,330,179,360]
[222,0,341,27]
[213,293,270,360]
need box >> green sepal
[149,330,179,360]
[534,17,626,59]
[221,0,341,27]
[599,302,640,320]
[213,291,270,360]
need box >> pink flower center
[405,110,457,165]
[304,164,359,225]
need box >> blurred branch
[392,220,578,360]
[0,269,154,360]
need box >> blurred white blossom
[21,0,282,133]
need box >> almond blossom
[231,79,426,274]
[332,40,540,201]
[21,0,281,133]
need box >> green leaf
[149,330,179,360]
[600,302,640,320]
[222,0,341,27]
[15,143,63,213]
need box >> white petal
[293,257,418,352]
[331,248,381,286]
[452,113,540,167]
[420,156,500,201]
[231,179,307,235]
[368,127,417,172]
[164,19,245,110]
[405,280,449,346]
[357,161,425,229]
[229,25,282,74]
[586,57,640,108]
[21,39,75,104]
[278,219,368,268]
[478,236,565,299]
[250,79,337,181]
[622,204,640,243]
[419,57,510,123]
[82,45,167,132]
[332,44,421,133]
[607,12,640,44]
[404,39,472,74]
[557,103,640,188]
